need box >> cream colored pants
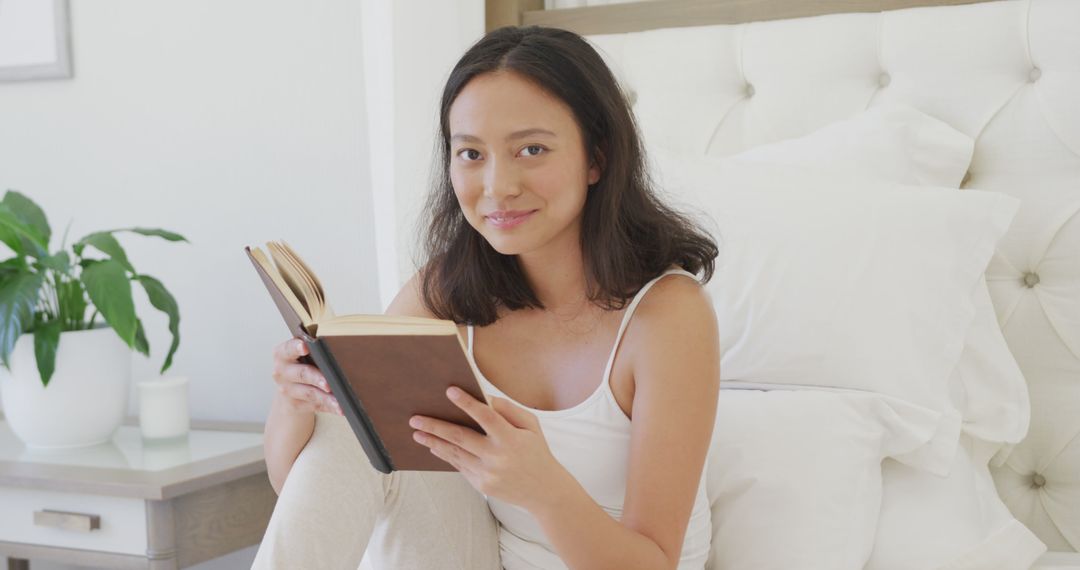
[252,412,503,570]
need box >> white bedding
[1033,552,1080,569]
[582,0,1080,557]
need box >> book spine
[304,338,395,474]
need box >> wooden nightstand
[0,417,275,569]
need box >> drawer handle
[33,509,101,532]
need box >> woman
[254,25,720,570]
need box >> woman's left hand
[409,386,568,511]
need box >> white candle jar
[138,376,191,441]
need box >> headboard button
[878,72,891,87]
[1023,272,1040,288]
[1029,67,1042,82]
[745,83,755,97]
[1032,473,1046,488]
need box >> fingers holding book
[271,338,343,416]
[409,387,569,511]
[410,414,486,471]
[279,380,342,416]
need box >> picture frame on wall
[0,0,72,82]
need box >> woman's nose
[483,156,522,199]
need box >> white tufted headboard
[511,0,1080,555]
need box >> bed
[476,0,1080,568]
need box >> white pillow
[704,388,944,570]
[717,104,1031,450]
[950,278,1030,448]
[651,156,1019,473]
[866,434,1046,569]
[729,103,975,188]
[693,106,1036,568]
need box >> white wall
[0,0,378,426]
[0,0,484,567]
[0,0,372,566]
[365,0,486,305]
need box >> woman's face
[448,70,601,256]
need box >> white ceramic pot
[0,325,132,449]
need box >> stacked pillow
[867,434,1047,570]
[730,103,974,187]
[646,103,1046,569]
[711,103,1031,453]
[703,388,942,569]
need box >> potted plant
[0,189,187,448]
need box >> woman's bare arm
[532,275,720,569]
[265,381,318,494]
[263,272,436,494]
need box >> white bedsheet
[1033,552,1080,569]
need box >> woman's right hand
[272,338,343,416]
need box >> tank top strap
[600,267,700,382]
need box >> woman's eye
[457,149,481,161]
[456,146,545,162]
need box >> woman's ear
[588,150,605,186]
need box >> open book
[244,240,487,473]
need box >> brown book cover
[244,241,487,473]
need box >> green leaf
[0,216,20,255]
[133,317,149,357]
[0,257,28,279]
[80,259,137,347]
[82,227,189,245]
[2,190,51,251]
[0,272,44,370]
[136,274,180,373]
[38,251,71,275]
[0,203,49,258]
[33,319,61,387]
[73,232,135,273]
[59,219,73,251]
[112,227,189,243]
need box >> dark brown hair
[418,25,717,326]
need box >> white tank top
[466,268,712,570]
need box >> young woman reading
[254,25,720,570]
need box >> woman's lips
[485,209,537,229]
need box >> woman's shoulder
[386,270,471,344]
[629,266,715,340]
[643,265,707,302]
[622,267,719,384]
[385,271,438,319]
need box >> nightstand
[0,417,275,569]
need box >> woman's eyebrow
[451,128,557,144]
